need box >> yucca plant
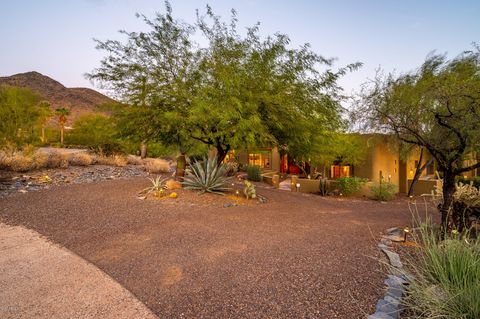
[182,157,230,194]
[138,176,168,197]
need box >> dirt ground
[0,176,433,318]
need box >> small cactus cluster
[243,180,256,199]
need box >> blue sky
[1,0,479,96]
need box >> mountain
[0,71,115,121]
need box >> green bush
[65,114,116,148]
[456,176,480,189]
[246,165,262,182]
[404,225,480,318]
[182,157,230,194]
[336,177,366,195]
[369,181,396,201]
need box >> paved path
[0,223,157,319]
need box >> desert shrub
[89,142,125,156]
[113,155,128,167]
[69,152,93,166]
[403,224,480,318]
[336,177,367,195]
[369,181,396,201]
[456,176,480,189]
[145,158,170,173]
[22,144,36,157]
[9,153,35,172]
[95,155,127,167]
[225,161,239,176]
[0,151,9,169]
[32,151,49,169]
[246,165,262,182]
[183,157,230,194]
[46,151,70,168]
[127,155,143,165]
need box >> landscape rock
[368,312,395,319]
[375,299,400,318]
[381,248,403,268]
[0,165,148,198]
[381,234,404,242]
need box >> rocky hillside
[0,71,115,121]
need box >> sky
[1,0,479,97]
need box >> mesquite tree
[88,1,359,167]
[359,49,480,231]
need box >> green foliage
[456,176,480,189]
[369,181,396,201]
[243,180,256,199]
[336,177,366,195]
[246,165,262,182]
[358,46,480,229]
[88,1,359,163]
[66,114,116,146]
[0,85,42,145]
[404,224,480,318]
[182,157,230,194]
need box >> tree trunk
[175,153,186,181]
[215,145,230,164]
[440,170,457,232]
[140,140,148,159]
[408,149,434,196]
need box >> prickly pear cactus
[243,180,256,199]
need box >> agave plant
[183,157,230,194]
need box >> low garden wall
[407,179,439,196]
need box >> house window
[331,165,350,179]
[249,152,270,168]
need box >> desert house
[230,134,478,195]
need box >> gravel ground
[0,176,425,318]
[0,165,148,198]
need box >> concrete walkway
[0,223,157,319]
[278,178,292,191]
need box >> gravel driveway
[0,177,416,318]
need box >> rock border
[368,228,412,319]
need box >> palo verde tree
[0,85,42,145]
[88,2,359,169]
[359,48,480,231]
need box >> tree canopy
[87,2,360,163]
[0,85,42,145]
[358,47,480,230]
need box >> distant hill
[0,71,115,122]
